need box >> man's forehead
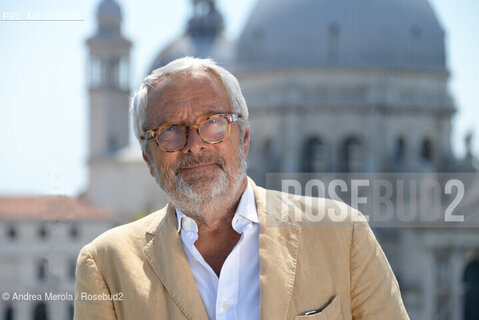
[148,71,225,103]
[143,71,231,128]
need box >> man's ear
[242,127,250,157]
[142,151,156,178]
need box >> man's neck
[184,178,248,277]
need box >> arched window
[464,255,479,320]
[69,258,77,280]
[106,57,120,89]
[342,136,363,172]
[302,137,328,172]
[118,56,130,90]
[6,224,17,240]
[89,56,102,88]
[68,303,74,319]
[421,138,433,162]
[395,137,406,163]
[32,302,48,320]
[264,138,278,172]
[70,223,79,239]
[38,224,48,240]
[37,258,48,282]
[4,305,14,320]
[328,23,340,61]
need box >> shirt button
[222,301,230,310]
[183,219,191,228]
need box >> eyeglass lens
[157,116,229,151]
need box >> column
[450,250,464,320]
[423,249,436,320]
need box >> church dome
[237,0,446,71]
[149,33,234,73]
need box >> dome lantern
[96,0,122,38]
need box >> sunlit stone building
[0,196,116,320]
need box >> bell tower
[86,0,132,159]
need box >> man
[75,57,409,319]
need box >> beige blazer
[75,179,409,320]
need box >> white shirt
[175,182,260,320]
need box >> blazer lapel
[251,180,301,320]
[143,205,208,320]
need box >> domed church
[83,1,479,319]
[237,0,455,182]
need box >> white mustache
[173,153,226,173]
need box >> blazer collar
[143,204,209,320]
[249,178,301,320]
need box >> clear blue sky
[0,0,477,196]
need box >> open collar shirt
[175,182,260,320]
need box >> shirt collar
[234,181,258,224]
[175,181,258,234]
[176,211,196,233]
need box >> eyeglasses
[144,113,239,152]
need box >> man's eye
[165,126,176,131]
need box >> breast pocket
[294,296,341,320]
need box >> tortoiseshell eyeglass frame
[144,113,239,152]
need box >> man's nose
[182,128,206,154]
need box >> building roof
[237,0,446,71]
[0,195,116,221]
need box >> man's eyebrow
[202,106,228,116]
[152,106,228,126]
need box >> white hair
[130,57,249,145]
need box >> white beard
[153,146,248,217]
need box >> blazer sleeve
[74,246,117,320]
[350,213,410,319]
